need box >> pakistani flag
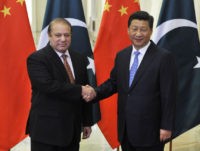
[38,0,100,124]
[152,0,200,138]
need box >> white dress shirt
[55,50,75,79]
[129,42,151,70]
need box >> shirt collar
[131,41,151,56]
[55,50,70,58]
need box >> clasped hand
[160,129,172,142]
[82,85,96,102]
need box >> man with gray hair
[26,18,95,151]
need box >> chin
[57,49,66,53]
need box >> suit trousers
[121,128,164,151]
[31,139,79,151]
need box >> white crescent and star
[38,18,95,74]
[152,19,200,69]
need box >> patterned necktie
[129,51,140,87]
[61,54,75,84]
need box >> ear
[150,29,153,36]
[48,32,51,37]
[127,28,130,35]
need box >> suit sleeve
[81,56,94,126]
[27,52,82,102]
[159,52,178,131]
[82,101,93,126]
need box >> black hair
[128,11,154,29]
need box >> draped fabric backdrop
[152,0,200,140]
[0,0,35,150]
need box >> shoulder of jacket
[117,45,132,55]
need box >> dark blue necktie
[129,51,140,87]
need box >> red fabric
[94,0,140,148]
[0,0,35,150]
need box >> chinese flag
[94,0,140,148]
[0,0,35,150]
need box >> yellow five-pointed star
[118,5,128,16]
[104,1,112,12]
[0,6,11,18]
[134,0,140,3]
[16,0,25,6]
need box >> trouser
[121,129,164,151]
[31,139,79,151]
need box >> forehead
[129,19,149,27]
[51,22,71,32]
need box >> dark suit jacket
[96,41,177,146]
[26,44,93,146]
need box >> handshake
[82,85,96,102]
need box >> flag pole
[117,147,120,151]
[169,140,172,151]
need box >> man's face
[128,19,152,50]
[48,22,71,53]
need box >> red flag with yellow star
[0,0,35,150]
[94,0,140,148]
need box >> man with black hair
[85,11,177,151]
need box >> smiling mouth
[59,44,67,47]
[135,39,143,42]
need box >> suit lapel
[68,50,79,81]
[45,44,69,80]
[129,42,157,90]
[122,46,133,91]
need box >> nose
[61,35,66,41]
[135,30,142,36]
